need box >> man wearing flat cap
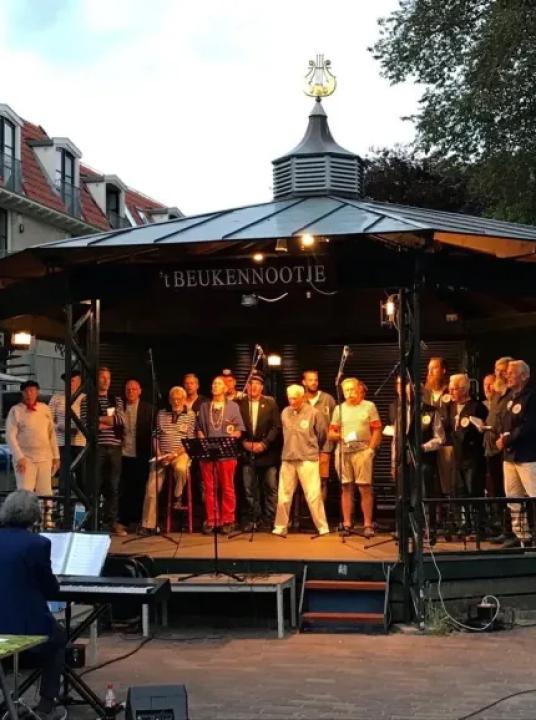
[239,372,281,531]
[6,380,60,498]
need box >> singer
[196,376,245,534]
[329,378,382,537]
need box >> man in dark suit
[239,373,281,531]
[117,378,154,531]
[0,490,66,720]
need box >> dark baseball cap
[20,380,39,391]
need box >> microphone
[343,345,351,357]
[255,344,265,357]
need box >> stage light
[11,331,32,349]
[241,294,258,307]
[252,252,264,262]
[380,295,398,327]
[275,238,288,252]
[300,233,315,248]
[267,353,282,367]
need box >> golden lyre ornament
[304,54,336,98]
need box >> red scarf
[24,402,38,412]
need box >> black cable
[457,687,536,720]
[78,636,152,677]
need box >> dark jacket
[448,399,487,469]
[129,399,153,460]
[239,395,281,467]
[501,384,536,463]
[0,528,59,637]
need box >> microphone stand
[124,347,179,549]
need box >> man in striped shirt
[80,367,125,534]
[140,386,196,533]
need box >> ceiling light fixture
[300,233,315,248]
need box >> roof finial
[304,54,336,99]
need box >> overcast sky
[1,0,419,215]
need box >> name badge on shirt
[299,419,309,430]
[178,423,188,433]
[106,407,116,417]
[512,403,522,415]
[442,393,451,404]
[226,424,235,435]
[345,431,358,442]
[507,400,513,410]
[460,417,470,428]
[422,414,431,426]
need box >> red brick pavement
[50,626,536,720]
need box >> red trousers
[200,459,237,526]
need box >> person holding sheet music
[0,490,67,720]
[196,376,245,535]
[139,386,196,534]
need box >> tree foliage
[371,0,536,223]
[363,146,484,215]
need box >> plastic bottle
[105,683,117,709]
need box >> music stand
[179,437,244,582]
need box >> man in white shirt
[6,380,60,495]
[329,377,382,537]
[48,371,86,491]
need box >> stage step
[304,580,386,592]
[299,565,391,634]
[301,612,385,623]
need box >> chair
[165,466,193,534]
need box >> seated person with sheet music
[196,376,245,535]
[139,386,196,535]
[0,490,66,720]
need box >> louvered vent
[272,98,363,200]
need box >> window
[0,117,15,158]
[0,208,8,257]
[55,148,79,215]
[137,208,148,224]
[56,148,75,187]
[106,186,120,215]
[0,117,19,192]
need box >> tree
[371,0,536,223]
[363,145,485,215]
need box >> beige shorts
[335,448,374,486]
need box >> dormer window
[106,185,121,228]
[55,148,80,216]
[0,115,21,193]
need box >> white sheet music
[41,532,110,576]
[41,532,71,574]
[64,533,110,576]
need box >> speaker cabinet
[125,684,188,720]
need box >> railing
[422,496,536,552]
[0,153,22,194]
[107,210,131,229]
[56,179,81,217]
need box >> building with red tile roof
[0,102,182,258]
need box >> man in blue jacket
[0,490,66,720]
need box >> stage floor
[109,530,480,562]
